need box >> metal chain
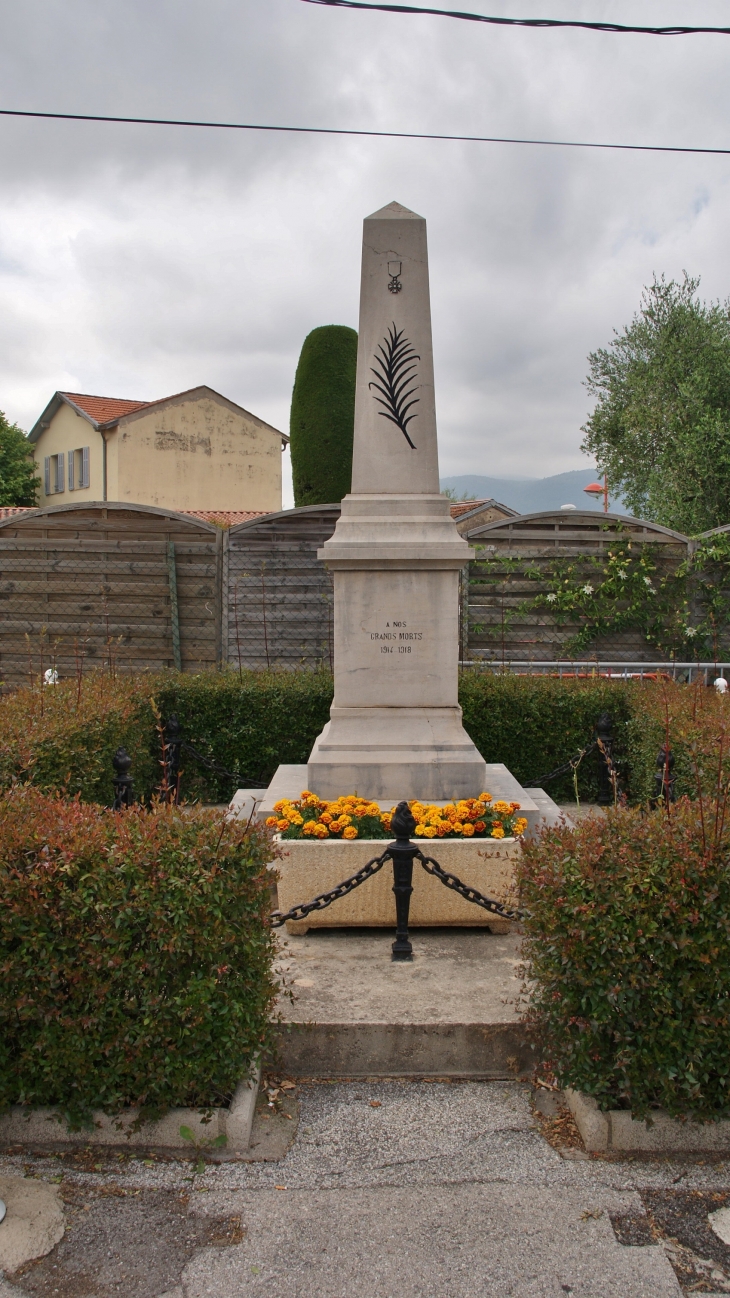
[416,849,526,920]
[269,850,391,927]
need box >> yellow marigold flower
[479,792,493,803]
[338,814,352,826]
[493,801,511,814]
[265,816,278,827]
[491,824,505,839]
[343,825,358,840]
[290,813,303,825]
[515,817,528,834]
[462,823,475,836]
[424,825,438,838]
[302,821,317,835]
[273,800,285,812]
[415,824,426,836]
[452,822,464,834]
[367,803,380,815]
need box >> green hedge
[520,802,730,1119]
[0,787,277,1124]
[0,675,157,805]
[290,324,358,506]
[2,668,723,808]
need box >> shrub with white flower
[546,592,557,603]
[582,585,594,595]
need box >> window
[69,447,90,490]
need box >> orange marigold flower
[276,819,290,832]
[474,821,485,833]
[265,816,278,827]
[343,825,358,840]
[479,792,493,803]
[424,825,438,838]
[320,812,333,824]
[462,823,475,836]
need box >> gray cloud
[1,0,730,504]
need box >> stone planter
[275,836,521,934]
[566,1089,730,1154]
[0,1072,259,1156]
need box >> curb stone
[566,1089,730,1153]
[0,1068,259,1156]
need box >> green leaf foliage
[581,274,730,534]
[2,668,727,811]
[290,325,357,506]
[0,787,278,1125]
[0,410,39,507]
[520,801,730,1120]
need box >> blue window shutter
[68,450,75,491]
[82,446,90,488]
[56,452,65,493]
[44,457,51,495]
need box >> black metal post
[112,746,134,809]
[596,711,615,805]
[389,801,418,961]
[163,714,183,803]
[651,744,675,808]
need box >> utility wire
[300,0,730,36]
[0,107,729,156]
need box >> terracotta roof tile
[450,499,491,518]
[183,510,272,529]
[60,392,150,425]
[0,506,34,520]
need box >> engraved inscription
[366,620,423,658]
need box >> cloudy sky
[1,0,729,506]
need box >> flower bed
[266,791,528,841]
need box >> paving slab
[273,926,534,1078]
[182,1183,681,1298]
[2,1080,729,1296]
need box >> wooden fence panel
[226,505,340,670]
[0,503,221,691]
[463,511,690,665]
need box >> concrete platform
[272,926,535,1079]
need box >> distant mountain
[440,469,627,515]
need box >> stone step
[272,927,535,1080]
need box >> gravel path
[2,1081,729,1297]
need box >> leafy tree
[581,275,730,535]
[0,410,38,507]
[290,325,357,506]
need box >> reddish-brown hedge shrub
[519,801,730,1120]
[0,788,277,1125]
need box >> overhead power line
[0,108,729,157]
[300,0,730,36]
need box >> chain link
[416,849,526,920]
[269,850,391,927]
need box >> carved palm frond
[368,323,420,449]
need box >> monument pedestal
[308,707,487,803]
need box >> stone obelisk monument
[307,201,487,801]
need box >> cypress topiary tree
[290,325,358,506]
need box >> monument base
[251,764,543,831]
[307,706,488,802]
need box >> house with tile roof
[29,386,289,513]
